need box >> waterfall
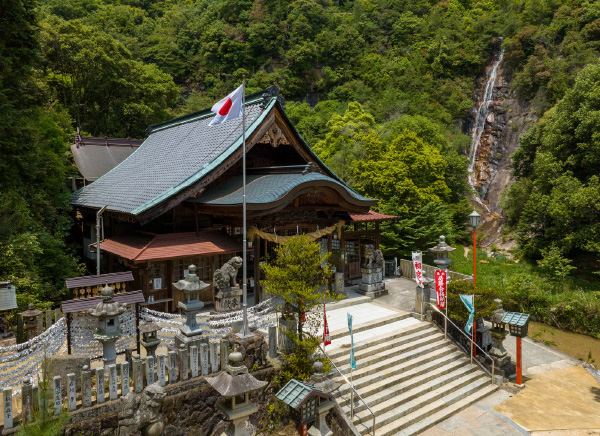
[468,46,504,212]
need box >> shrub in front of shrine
[262,235,338,383]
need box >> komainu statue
[363,244,384,269]
[213,256,243,291]
[116,383,166,436]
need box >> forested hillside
[1,0,600,307]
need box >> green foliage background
[2,0,600,309]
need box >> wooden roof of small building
[96,230,242,262]
[0,282,17,312]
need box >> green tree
[0,0,82,304]
[262,235,335,381]
[40,19,178,137]
[505,62,600,264]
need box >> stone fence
[1,330,274,433]
[399,259,473,283]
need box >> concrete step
[396,384,498,436]
[333,332,447,376]
[330,312,412,340]
[353,375,491,435]
[342,325,440,364]
[335,347,464,398]
[350,369,485,428]
[338,358,475,412]
[327,321,431,361]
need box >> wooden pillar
[166,261,172,312]
[135,303,141,355]
[340,226,346,276]
[375,222,380,249]
[253,237,261,303]
[327,233,333,288]
[66,313,72,355]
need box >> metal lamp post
[468,209,480,357]
[468,210,480,287]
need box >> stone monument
[358,245,386,298]
[172,264,209,351]
[213,256,244,312]
[206,347,267,436]
[89,285,127,367]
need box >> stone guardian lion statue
[213,256,243,291]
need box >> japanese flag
[209,84,244,126]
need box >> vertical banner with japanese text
[412,252,424,288]
[435,270,447,310]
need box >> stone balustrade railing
[399,259,473,282]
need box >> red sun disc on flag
[218,97,232,116]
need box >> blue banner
[460,294,475,335]
[347,313,357,369]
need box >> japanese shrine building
[70,86,395,312]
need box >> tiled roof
[190,173,375,207]
[98,231,241,262]
[349,210,398,222]
[61,290,145,314]
[0,282,17,312]
[71,136,141,181]
[276,379,324,409]
[70,95,271,215]
[65,271,135,289]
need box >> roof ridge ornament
[260,85,284,110]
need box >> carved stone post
[168,351,177,384]
[96,368,105,404]
[3,387,13,429]
[53,376,62,415]
[81,365,92,408]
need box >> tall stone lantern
[206,347,267,436]
[428,235,456,273]
[89,284,127,367]
[489,299,510,369]
[172,264,209,351]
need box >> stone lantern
[489,299,510,368]
[428,235,456,273]
[140,322,161,357]
[206,347,267,436]
[89,284,127,367]
[172,264,209,351]
[21,304,42,340]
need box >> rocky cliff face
[468,49,539,246]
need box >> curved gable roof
[70,87,372,219]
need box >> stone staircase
[326,307,497,436]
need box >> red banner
[435,270,447,310]
[323,299,331,346]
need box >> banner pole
[240,77,250,338]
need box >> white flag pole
[240,77,250,338]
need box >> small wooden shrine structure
[70,86,396,312]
